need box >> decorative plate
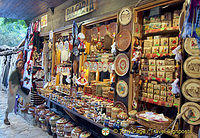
[103,62,108,72]
[93,62,98,71]
[114,53,129,76]
[99,25,107,38]
[118,7,132,25]
[98,62,103,72]
[114,101,128,113]
[184,38,200,56]
[181,102,200,125]
[108,22,117,38]
[103,35,113,50]
[85,29,91,43]
[183,56,200,78]
[116,80,128,98]
[84,61,89,69]
[115,29,131,51]
[91,27,98,40]
[182,79,200,102]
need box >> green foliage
[0,17,27,47]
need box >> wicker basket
[136,111,172,130]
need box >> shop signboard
[65,0,96,21]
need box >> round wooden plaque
[118,7,132,25]
[108,22,117,38]
[184,38,200,56]
[181,102,200,125]
[116,80,128,98]
[99,25,107,38]
[183,56,200,78]
[114,53,129,76]
[115,29,131,51]
[114,101,128,113]
[91,27,98,40]
[182,79,200,102]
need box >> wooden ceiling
[0,0,67,20]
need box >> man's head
[16,59,24,70]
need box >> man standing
[4,59,30,125]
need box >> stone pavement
[0,90,52,138]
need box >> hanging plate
[184,38,200,56]
[103,62,108,72]
[91,27,98,40]
[118,7,132,25]
[183,56,200,78]
[98,62,103,72]
[85,29,91,43]
[108,22,117,38]
[114,53,129,76]
[116,80,128,98]
[99,25,107,38]
[115,29,131,51]
[182,79,200,102]
[114,101,128,113]
[181,102,200,125]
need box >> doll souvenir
[78,33,86,52]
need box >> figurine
[78,33,86,52]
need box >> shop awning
[0,0,67,20]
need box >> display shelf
[141,53,175,59]
[143,27,179,37]
[38,94,124,138]
[140,97,179,108]
[54,89,70,96]
[142,77,175,83]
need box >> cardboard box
[157,71,165,78]
[149,66,156,71]
[157,66,165,72]
[149,59,156,65]
[159,46,169,54]
[161,37,169,46]
[152,46,160,53]
[156,60,165,66]
[169,37,178,46]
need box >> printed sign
[65,0,96,21]
[41,14,47,28]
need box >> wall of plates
[181,2,200,135]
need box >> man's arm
[9,81,14,95]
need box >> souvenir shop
[17,0,200,137]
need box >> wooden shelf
[143,27,179,37]
[38,94,124,138]
[140,97,179,108]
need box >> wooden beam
[134,0,184,12]
[0,47,24,56]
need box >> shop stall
[16,0,200,137]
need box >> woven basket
[136,111,172,130]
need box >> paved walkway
[0,90,51,138]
